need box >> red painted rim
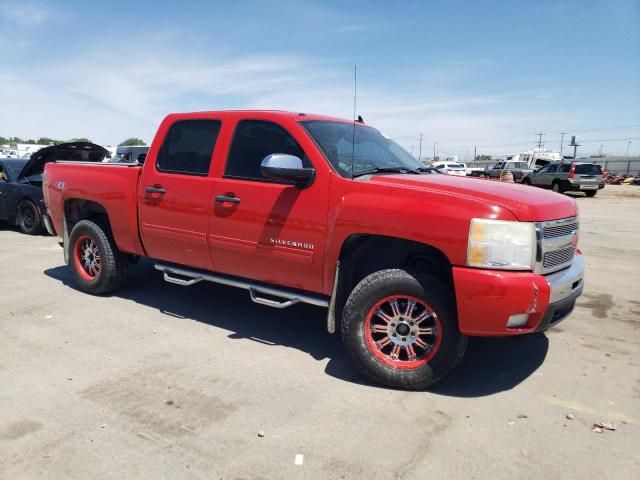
[73,234,101,281]
[364,295,442,370]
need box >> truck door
[138,118,221,269]
[208,118,330,293]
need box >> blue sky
[1,0,638,157]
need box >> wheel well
[333,234,454,325]
[64,199,110,231]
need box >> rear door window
[157,120,221,175]
[575,164,602,175]
[560,164,571,173]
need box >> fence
[589,157,640,176]
[461,157,640,176]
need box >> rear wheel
[17,200,43,235]
[341,269,467,390]
[522,177,531,185]
[585,190,597,197]
[68,219,127,295]
[552,182,561,193]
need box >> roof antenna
[351,65,357,179]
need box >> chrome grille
[543,221,579,239]
[537,216,578,274]
[543,246,576,269]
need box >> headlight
[467,219,536,270]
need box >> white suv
[432,162,467,176]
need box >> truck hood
[20,142,108,179]
[368,173,577,221]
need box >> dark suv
[523,162,605,197]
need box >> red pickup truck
[42,111,584,389]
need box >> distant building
[1,143,49,158]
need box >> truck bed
[43,162,146,255]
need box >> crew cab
[42,111,585,389]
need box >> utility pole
[418,134,423,162]
[559,132,567,155]
[570,136,580,159]
[599,145,604,157]
[465,148,469,162]
[474,145,477,161]
[433,142,437,161]
[627,141,632,157]
[535,132,545,149]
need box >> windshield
[300,120,425,178]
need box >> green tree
[475,154,492,161]
[69,137,92,143]
[119,137,147,146]
[37,137,63,145]
[0,136,8,145]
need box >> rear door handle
[215,194,240,204]
[145,185,166,194]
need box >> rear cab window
[157,120,221,175]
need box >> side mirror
[260,154,315,188]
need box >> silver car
[523,162,605,197]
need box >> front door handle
[215,194,240,204]
[145,185,166,194]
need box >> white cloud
[0,36,575,156]
[0,1,52,26]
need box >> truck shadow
[44,259,548,397]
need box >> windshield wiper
[352,167,423,178]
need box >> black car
[0,142,108,235]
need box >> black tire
[68,219,127,295]
[17,199,43,235]
[585,190,597,197]
[522,177,531,185]
[341,268,467,390]
[552,182,561,193]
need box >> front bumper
[453,253,584,336]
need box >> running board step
[155,264,329,309]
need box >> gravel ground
[1,185,639,479]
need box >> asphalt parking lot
[1,186,639,479]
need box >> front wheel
[68,219,128,295]
[522,177,531,185]
[17,200,43,235]
[585,190,597,197]
[341,269,467,390]
[552,182,561,193]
